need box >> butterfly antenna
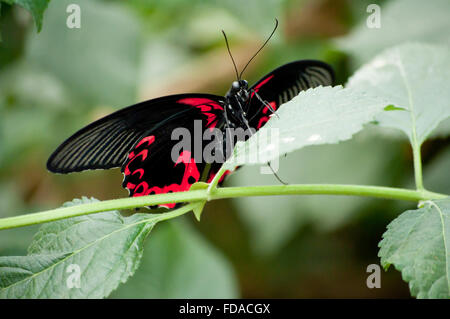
[222,30,240,81]
[239,18,278,79]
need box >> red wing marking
[135,135,155,148]
[124,134,155,188]
[124,150,148,175]
[125,145,200,208]
[256,101,277,129]
[177,97,223,130]
[124,136,156,175]
[147,150,200,197]
[207,169,231,183]
[251,74,274,98]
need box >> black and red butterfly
[47,25,334,208]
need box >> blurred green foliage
[111,219,238,298]
[0,0,448,298]
[0,0,49,31]
[335,0,450,69]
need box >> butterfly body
[47,60,334,207]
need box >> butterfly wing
[247,60,334,129]
[47,94,225,174]
[121,96,227,207]
[48,94,226,207]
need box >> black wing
[247,60,334,129]
[47,94,226,174]
[121,95,228,207]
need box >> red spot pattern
[143,151,200,208]
[135,135,155,148]
[256,101,277,129]
[177,97,223,130]
[124,150,148,175]
[123,136,155,176]
[124,135,155,192]
[125,134,200,208]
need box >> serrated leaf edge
[378,200,450,298]
[0,215,155,296]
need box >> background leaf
[335,0,450,69]
[1,0,50,31]
[379,198,450,298]
[0,197,155,298]
[431,117,450,139]
[111,220,238,298]
[347,43,450,145]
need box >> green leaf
[348,43,450,146]
[2,0,50,32]
[111,220,238,298]
[384,105,406,112]
[379,198,450,298]
[335,0,450,68]
[224,85,388,169]
[430,117,450,139]
[0,197,156,298]
[189,182,209,221]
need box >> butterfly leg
[234,96,253,132]
[251,89,280,119]
[248,90,288,185]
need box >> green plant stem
[153,202,201,223]
[397,57,425,192]
[412,143,424,191]
[0,184,446,231]
[206,165,228,196]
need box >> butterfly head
[231,80,248,91]
[228,80,250,101]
